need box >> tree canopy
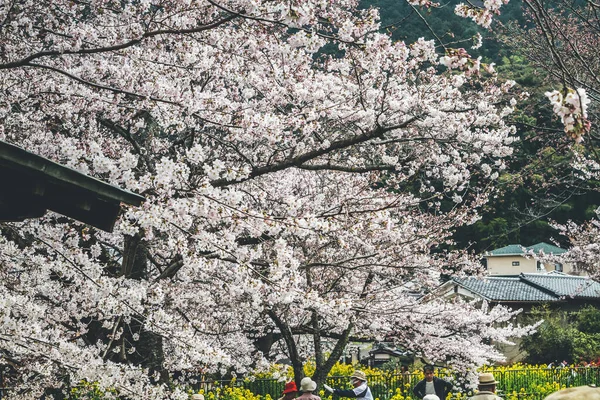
[3,0,599,398]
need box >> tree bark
[267,310,305,388]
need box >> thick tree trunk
[120,233,168,383]
[267,310,305,389]
[311,273,373,387]
[311,322,354,389]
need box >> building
[484,242,580,276]
[435,272,600,361]
[438,273,600,310]
[363,343,413,368]
[0,140,144,232]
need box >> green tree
[576,305,600,334]
[522,305,600,364]
[521,306,576,364]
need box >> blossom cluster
[0,0,528,397]
[545,88,592,142]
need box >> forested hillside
[360,0,526,62]
[362,0,600,254]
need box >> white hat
[350,370,367,382]
[544,385,600,400]
[478,372,498,386]
[191,394,205,400]
[300,377,317,392]
[423,395,441,400]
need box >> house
[362,343,413,368]
[483,242,580,276]
[0,140,144,232]
[438,273,600,309]
[435,273,600,361]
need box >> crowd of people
[191,364,600,400]
[271,366,501,400]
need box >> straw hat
[351,370,367,382]
[191,395,205,400]
[478,372,498,386]
[544,385,600,400]
[300,377,317,392]
[282,381,298,394]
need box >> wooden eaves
[0,140,144,232]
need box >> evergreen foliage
[522,306,600,364]
[363,0,599,254]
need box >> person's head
[423,365,435,382]
[544,385,600,400]
[191,395,205,400]
[300,377,317,393]
[350,370,367,387]
[282,381,297,400]
[400,365,409,373]
[477,372,498,393]
[423,395,441,400]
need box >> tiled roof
[487,242,567,256]
[453,276,559,302]
[452,273,600,302]
[487,244,526,256]
[528,242,567,255]
[521,273,600,299]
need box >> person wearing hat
[191,394,205,400]
[323,370,373,399]
[467,373,503,400]
[412,365,453,400]
[278,381,298,400]
[297,377,321,400]
[544,385,600,400]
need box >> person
[544,385,600,400]
[191,394,205,400]
[412,365,453,400]
[278,381,298,400]
[424,396,441,400]
[401,365,411,387]
[297,377,321,400]
[467,373,503,400]
[323,370,373,399]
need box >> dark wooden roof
[0,140,144,232]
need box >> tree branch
[211,117,419,187]
[0,14,238,70]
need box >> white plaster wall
[486,256,579,275]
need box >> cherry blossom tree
[0,0,533,398]
[498,0,600,275]
[504,0,599,141]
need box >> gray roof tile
[452,273,600,302]
[453,276,559,302]
[521,273,600,299]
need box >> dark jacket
[333,382,373,399]
[412,376,453,400]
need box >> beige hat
[300,377,317,392]
[545,385,600,400]
[191,395,205,400]
[478,372,498,386]
[351,370,367,382]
